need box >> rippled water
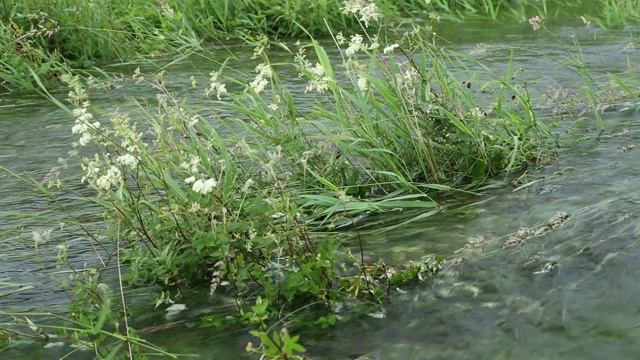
[2,16,640,360]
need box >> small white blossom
[188,202,202,213]
[357,76,368,92]
[368,36,380,50]
[249,64,273,94]
[71,106,100,147]
[469,108,486,119]
[96,166,122,191]
[528,16,543,31]
[72,107,93,123]
[383,44,399,54]
[205,71,227,100]
[304,63,333,93]
[185,176,196,184]
[159,1,175,18]
[180,155,201,174]
[186,115,199,127]
[241,178,255,193]
[192,178,217,194]
[116,154,138,168]
[346,34,364,56]
[342,0,381,27]
[78,132,93,146]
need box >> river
[1,15,640,360]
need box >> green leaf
[162,169,187,201]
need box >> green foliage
[229,29,554,206]
[0,245,177,359]
[3,0,640,91]
[58,65,392,321]
[0,0,199,90]
[50,12,574,325]
[0,330,8,349]
[28,23,570,359]
[245,297,308,359]
[596,0,640,26]
[176,0,363,39]
[0,12,66,91]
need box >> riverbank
[1,0,637,92]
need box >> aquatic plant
[22,17,557,356]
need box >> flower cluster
[342,0,381,27]
[159,1,175,18]
[186,176,217,195]
[294,49,334,94]
[181,155,218,195]
[346,34,364,56]
[71,105,101,146]
[306,63,333,94]
[528,16,543,31]
[205,71,227,100]
[343,34,379,57]
[250,63,273,94]
[81,155,123,192]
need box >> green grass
[4,0,640,92]
[39,22,559,312]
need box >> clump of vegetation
[23,19,555,357]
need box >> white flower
[71,106,100,147]
[180,155,201,174]
[71,122,87,134]
[357,76,368,91]
[304,63,333,93]
[342,0,381,27]
[241,179,255,193]
[72,107,93,123]
[78,132,93,146]
[96,166,122,191]
[528,16,543,31]
[383,44,399,54]
[249,64,273,94]
[368,36,380,50]
[205,71,227,100]
[186,115,199,127]
[250,78,268,94]
[185,176,196,184]
[160,1,175,18]
[192,178,217,194]
[188,202,202,213]
[346,34,364,56]
[469,108,486,119]
[116,154,138,168]
[309,63,325,77]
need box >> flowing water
[2,16,640,360]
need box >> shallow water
[2,15,640,360]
